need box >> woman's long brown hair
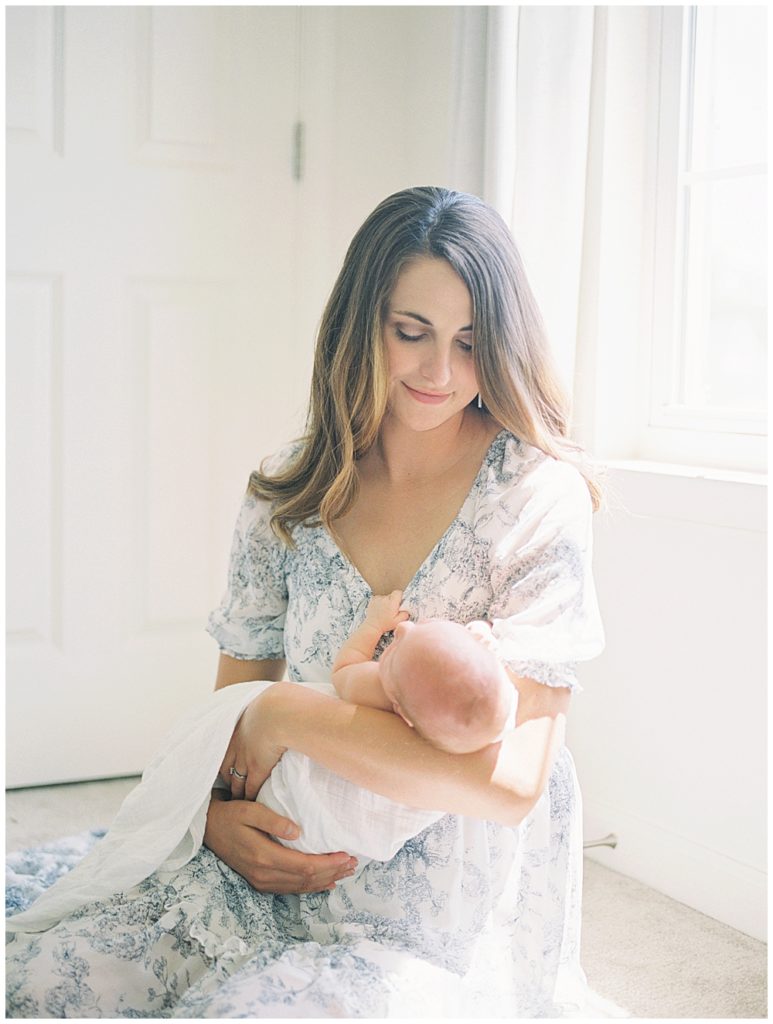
[250,187,601,546]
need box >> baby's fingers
[465,620,499,651]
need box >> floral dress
[6,430,605,1018]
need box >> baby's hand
[365,591,410,634]
[465,619,499,654]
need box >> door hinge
[292,121,305,182]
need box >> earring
[477,393,483,409]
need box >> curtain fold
[451,5,597,397]
[449,6,489,197]
[491,6,597,397]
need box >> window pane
[678,6,768,419]
[701,176,767,411]
[690,6,767,172]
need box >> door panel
[6,7,303,785]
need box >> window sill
[596,459,766,533]
[599,458,767,487]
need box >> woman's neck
[364,409,492,487]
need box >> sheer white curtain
[511,7,593,399]
[451,7,651,454]
[451,5,595,397]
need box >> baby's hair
[394,621,511,755]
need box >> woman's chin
[382,400,471,435]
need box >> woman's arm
[214,653,286,689]
[229,677,569,828]
[204,653,358,892]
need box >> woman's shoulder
[481,430,590,518]
[258,437,306,477]
[235,439,306,533]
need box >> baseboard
[583,797,767,942]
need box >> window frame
[639,6,767,473]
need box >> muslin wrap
[6,680,443,933]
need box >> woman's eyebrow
[392,309,473,332]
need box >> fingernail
[281,824,300,839]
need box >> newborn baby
[335,591,516,753]
[256,592,517,863]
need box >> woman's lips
[403,383,451,405]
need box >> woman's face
[382,257,478,432]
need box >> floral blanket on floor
[6,830,107,920]
[5,829,628,1019]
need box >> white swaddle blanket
[6,681,442,934]
[258,750,442,863]
[256,686,519,861]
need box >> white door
[6,7,309,786]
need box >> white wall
[293,5,464,393]
[569,466,767,940]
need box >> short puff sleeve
[206,486,288,662]
[485,454,604,691]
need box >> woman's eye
[396,328,425,342]
[458,340,474,354]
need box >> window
[645,6,767,472]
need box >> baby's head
[378,620,513,754]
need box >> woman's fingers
[244,869,336,894]
[218,709,265,800]
[244,773,262,803]
[246,800,301,841]
[251,849,358,894]
[250,867,348,894]
[244,844,358,893]
[219,746,248,798]
[244,803,359,880]
[253,837,358,888]
[218,738,239,790]
[227,767,248,800]
[218,693,287,803]
[237,804,358,890]
[203,797,358,895]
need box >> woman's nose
[420,343,453,387]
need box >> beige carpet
[6,778,768,1018]
[582,858,767,1018]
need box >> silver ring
[229,766,247,780]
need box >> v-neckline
[322,429,507,598]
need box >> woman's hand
[219,691,286,802]
[203,796,357,893]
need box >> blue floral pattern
[6,431,605,1018]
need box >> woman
[7,187,604,1018]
